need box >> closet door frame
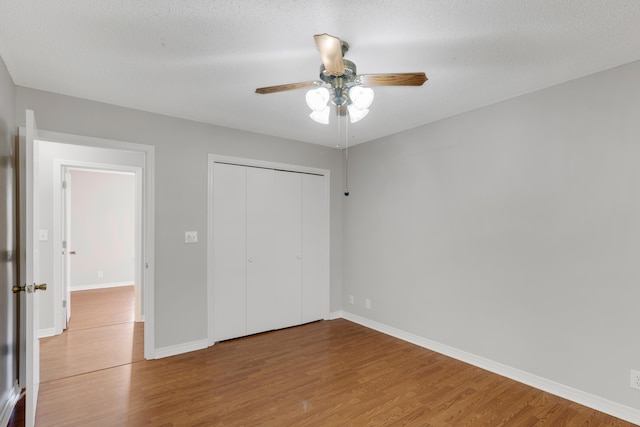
[207,154,330,346]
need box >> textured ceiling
[1,1,639,147]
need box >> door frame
[206,154,330,346]
[25,128,156,360]
[53,163,144,333]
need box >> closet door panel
[212,163,247,341]
[246,167,277,334]
[301,174,328,323]
[272,171,302,330]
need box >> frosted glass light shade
[348,104,369,123]
[309,107,330,124]
[349,86,374,110]
[306,87,330,112]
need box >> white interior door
[18,109,42,427]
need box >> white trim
[71,281,134,291]
[210,154,329,176]
[327,310,344,320]
[0,383,21,427]
[30,128,156,360]
[34,129,154,153]
[339,311,640,425]
[206,154,331,346]
[206,156,215,346]
[38,328,56,338]
[154,339,210,359]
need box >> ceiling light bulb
[306,87,330,112]
[309,106,330,124]
[349,86,374,110]
[348,104,369,123]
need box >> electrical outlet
[630,370,640,390]
[98,271,104,278]
[365,298,371,309]
[349,295,354,304]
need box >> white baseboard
[339,311,640,426]
[38,327,56,338]
[71,281,133,291]
[327,310,343,320]
[0,383,21,427]
[154,339,209,359]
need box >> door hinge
[62,300,67,308]
[62,180,67,189]
[62,240,67,249]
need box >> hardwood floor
[64,285,136,331]
[39,286,143,383]
[37,294,633,426]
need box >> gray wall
[0,55,17,421]
[343,60,640,409]
[15,87,344,348]
[69,169,135,289]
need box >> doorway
[34,133,155,360]
[58,167,140,331]
[45,146,144,340]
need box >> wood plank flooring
[39,286,143,383]
[67,285,136,330]
[37,289,634,426]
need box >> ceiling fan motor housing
[320,59,357,84]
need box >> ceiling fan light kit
[349,86,375,110]
[346,103,369,123]
[306,84,372,124]
[305,87,331,111]
[309,107,331,124]
[255,33,427,125]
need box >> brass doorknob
[34,283,47,291]
[12,285,26,294]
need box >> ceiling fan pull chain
[344,115,349,197]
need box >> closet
[211,161,328,342]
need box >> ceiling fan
[255,33,428,124]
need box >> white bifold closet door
[300,173,325,323]
[212,163,247,341]
[246,167,303,334]
[212,162,327,342]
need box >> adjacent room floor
[36,287,633,426]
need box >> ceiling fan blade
[314,33,345,76]
[358,73,428,87]
[255,81,317,94]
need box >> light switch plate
[185,231,198,243]
[39,229,48,241]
